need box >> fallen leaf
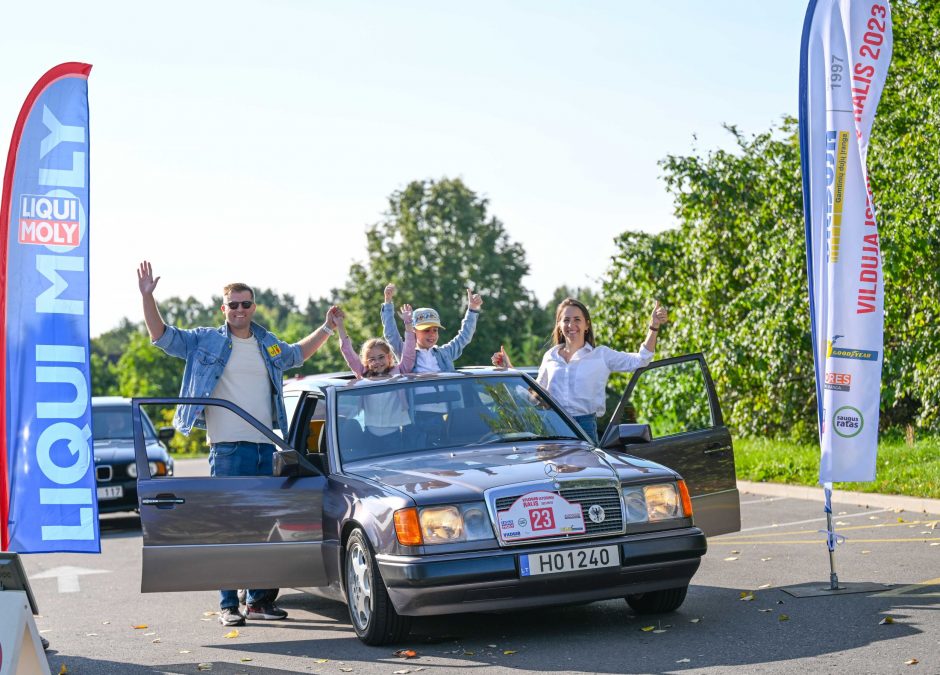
[740,592,755,601]
[862,550,872,554]
[85,633,98,637]
[758,583,771,589]
[340,669,353,673]
[197,665,212,672]
[653,629,668,634]
[759,609,773,613]
[133,624,148,630]
[880,617,895,625]
[640,625,655,632]
[930,542,939,547]
[724,556,739,562]
[203,611,217,617]
[761,557,772,562]
[487,644,497,648]
[58,666,68,675]
[676,658,691,663]
[101,621,110,625]
[731,550,740,554]
[394,670,410,675]
[463,651,474,656]
[779,614,790,621]
[144,632,156,636]
[179,650,191,654]
[313,659,329,663]
[394,649,418,658]
[898,517,906,523]
[224,629,239,639]
[905,658,919,665]
[930,521,939,530]
[869,516,879,520]
[503,650,516,655]
[240,658,252,663]
[689,618,701,623]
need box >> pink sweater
[340,330,416,379]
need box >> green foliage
[735,435,940,499]
[597,0,940,440]
[337,178,540,368]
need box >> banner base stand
[781,581,891,598]
[0,590,50,675]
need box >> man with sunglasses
[136,260,337,626]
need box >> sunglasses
[226,300,254,310]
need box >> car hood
[343,441,675,503]
[93,439,168,462]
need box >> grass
[734,434,940,499]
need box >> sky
[0,1,807,337]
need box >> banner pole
[823,484,843,591]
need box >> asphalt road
[17,470,940,675]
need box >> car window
[626,360,713,437]
[93,406,157,440]
[335,376,581,462]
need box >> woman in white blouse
[492,297,668,443]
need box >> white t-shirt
[205,334,273,444]
[355,378,411,436]
[414,349,447,413]
[537,343,654,417]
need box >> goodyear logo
[267,344,282,357]
[827,336,878,362]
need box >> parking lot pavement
[17,482,940,674]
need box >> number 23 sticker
[497,491,585,542]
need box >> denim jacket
[381,302,478,371]
[153,321,303,435]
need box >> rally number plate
[97,485,123,500]
[519,544,620,577]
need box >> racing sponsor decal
[18,194,81,247]
[826,130,849,264]
[267,344,281,357]
[832,406,864,438]
[497,490,585,542]
[824,371,852,392]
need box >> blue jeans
[210,441,278,609]
[572,414,599,445]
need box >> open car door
[131,397,329,593]
[602,354,740,537]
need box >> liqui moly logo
[19,194,80,246]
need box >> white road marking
[31,566,110,593]
[735,508,894,533]
[740,496,789,505]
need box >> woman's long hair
[552,297,595,347]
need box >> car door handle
[704,443,731,454]
[141,494,185,508]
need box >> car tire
[625,585,689,614]
[344,529,411,645]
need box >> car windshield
[334,375,582,461]
[92,406,157,441]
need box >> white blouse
[537,343,654,417]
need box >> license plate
[519,544,620,577]
[97,485,123,500]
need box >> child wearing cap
[380,284,483,373]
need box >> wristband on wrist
[648,325,659,332]
[321,324,335,336]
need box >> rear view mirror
[274,449,321,477]
[600,423,652,450]
[158,426,176,443]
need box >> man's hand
[467,288,483,311]
[384,283,396,303]
[137,261,160,296]
[328,305,343,329]
[650,300,669,329]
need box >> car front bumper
[377,526,706,616]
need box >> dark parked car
[92,397,174,514]
[131,354,739,645]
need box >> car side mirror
[600,423,652,450]
[158,426,176,443]
[274,449,321,477]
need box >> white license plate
[519,544,620,577]
[97,485,123,500]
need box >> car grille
[494,486,624,537]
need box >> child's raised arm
[335,308,365,378]
[397,304,417,374]
[380,282,404,357]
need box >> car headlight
[395,503,494,545]
[126,461,167,478]
[621,481,693,523]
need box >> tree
[337,178,540,367]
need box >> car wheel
[625,585,688,614]
[344,529,411,645]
